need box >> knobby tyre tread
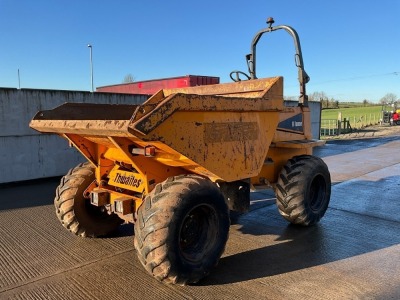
[134,174,230,285]
[54,162,122,237]
[275,155,331,226]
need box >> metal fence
[320,113,381,137]
[320,119,339,136]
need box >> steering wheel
[230,70,251,82]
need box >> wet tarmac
[1,135,399,299]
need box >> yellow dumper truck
[30,18,330,285]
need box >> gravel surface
[323,124,400,140]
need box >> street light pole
[87,44,94,92]
[17,69,21,89]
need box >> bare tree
[363,99,369,107]
[123,74,135,83]
[309,91,331,108]
[309,91,328,102]
[380,93,397,105]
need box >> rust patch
[204,122,258,143]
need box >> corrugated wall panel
[96,75,219,94]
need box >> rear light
[130,145,156,157]
[144,146,156,157]
[90,190,110,206]
[114,198,133,215]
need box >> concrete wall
[0,88,148,184]
[0,89,321,184]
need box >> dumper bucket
[30,103,139,137]
[30,77,283,182]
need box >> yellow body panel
[29,76,322,214]
[138,111,280,181]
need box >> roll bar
[233,17,310,106]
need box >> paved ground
[323,123,400,140]
[1,129,399,300]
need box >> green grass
[322,106,382,120]
[321,105,383,131]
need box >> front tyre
[55,162,122,237]
[134,175,230,285]
[275,155,331,226]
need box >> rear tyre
[134,174,230,285]
[275,155,331,226]
[55,162,122,237]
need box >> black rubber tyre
[55,162,122,237]
[134,174,230,285]
[275,155,331,226]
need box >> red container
[96,75,220,95]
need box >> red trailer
[96,75,219,95]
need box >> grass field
[321,105,382,121]
[321,105,383,135]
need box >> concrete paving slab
[321,139,400,184]
[330,166,400,222]
[1,135,399,299]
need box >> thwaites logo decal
[109,170,144,191]
[114,173,142,187]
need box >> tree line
[305,92,399,109]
